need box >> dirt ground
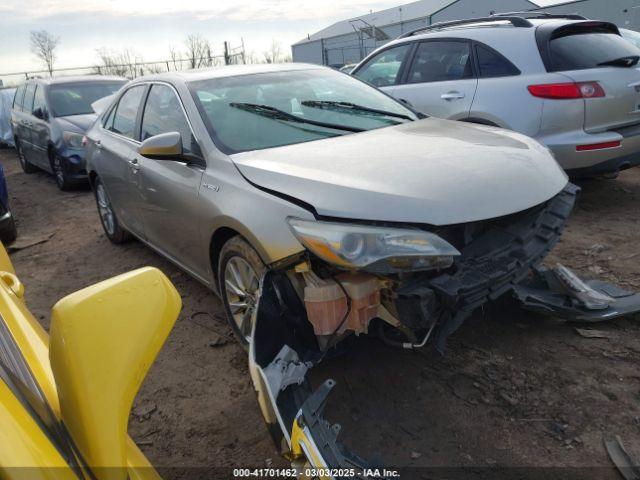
[2,145,639,479]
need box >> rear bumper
[538,124,640,176]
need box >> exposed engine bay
[248,182,640,477]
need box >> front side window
[32,86,47,113]
[13,85,25,111]
[354,44,412,87]
[549,31,640,71]
[49,81,125,117]
[407,41,473,84]
[141,85,192,154]
[476,44,520,78]
[190,68,418,155]
[23,84,36,114]
[109,85,146,140]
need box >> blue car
[0,163,16,244]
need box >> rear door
[352,43,414,96]
[137,83,207,278]
[30,84,49,166]
[392,39,478,119]
[10,85,26,148]
[97,85,148,239]
[543,23,640,132]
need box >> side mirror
[49,267,181,478]
[32,107,46,120]
[138,132,183,159]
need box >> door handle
[128,158,141,172]
[441,91,465,101]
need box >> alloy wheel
[96,183,116,236]
[224,256,260,342]
[53,155,65,186]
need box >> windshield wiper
[229,102,364,133]
[301,100,415,122]
[597,55,640,67]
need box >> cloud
[2,0,398,23]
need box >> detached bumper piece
[514,264,640,322]
[249,271,379,479]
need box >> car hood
[56,113,97,133]
[230,118,568,226]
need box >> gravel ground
[2,145,639,479]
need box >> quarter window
[407,41,473,84]
[354,44,412,87]
[141,85,192,154]
[109,86,146,140]
[23,84,37,114]
[476,45,520,77]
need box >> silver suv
[352,13,640,178]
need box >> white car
[353,13,640,178]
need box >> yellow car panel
[49,268,181,480]
[0,381,74,478]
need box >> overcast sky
[0,0,566,81]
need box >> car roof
[128,63,326,85]
[27,75,127,86]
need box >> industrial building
[292,0,640,67]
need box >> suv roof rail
[493,11,587,21]
[397,16,533,39]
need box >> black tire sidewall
[218,236,266,348]
[16,141,36,174]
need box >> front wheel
[50,151,72,191]
[94,177,129,244]
[218,236,266,348]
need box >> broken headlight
[287,218,460,274]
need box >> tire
[218,236,266,349]
[49,150,72,191]
[94,176,129,244]
[15,139,37,174]
[0,214,17,245]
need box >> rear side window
[354,44,412,87]
[22,84,36,114]
[407,41,473,84]
[109,86,146,140]
[13,85,25,111]
[549,32,640,71]
[476,44,520,77]
[141,84,192,154]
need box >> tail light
[576,140,621,151]
[528,82,605,99]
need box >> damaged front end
[248,182,640,474]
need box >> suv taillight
[527,82,605,99]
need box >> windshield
[549,31,640,71]
[189,68,418,154]
[49,81,125,117]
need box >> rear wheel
[94,177,129,244]
[218,236,266,348]
[16,140,37,174]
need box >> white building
[292,0,640,67]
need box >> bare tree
[30,30,60,76]
[263,39,291,64]
[169,46,182,71]
[94,48,144,78]
[184,34,212,69]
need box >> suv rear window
[549,31,640,71]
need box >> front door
[98,85,148,239]
[29,84,49,166]
[136,83,206,278]
[392,39,478,119]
